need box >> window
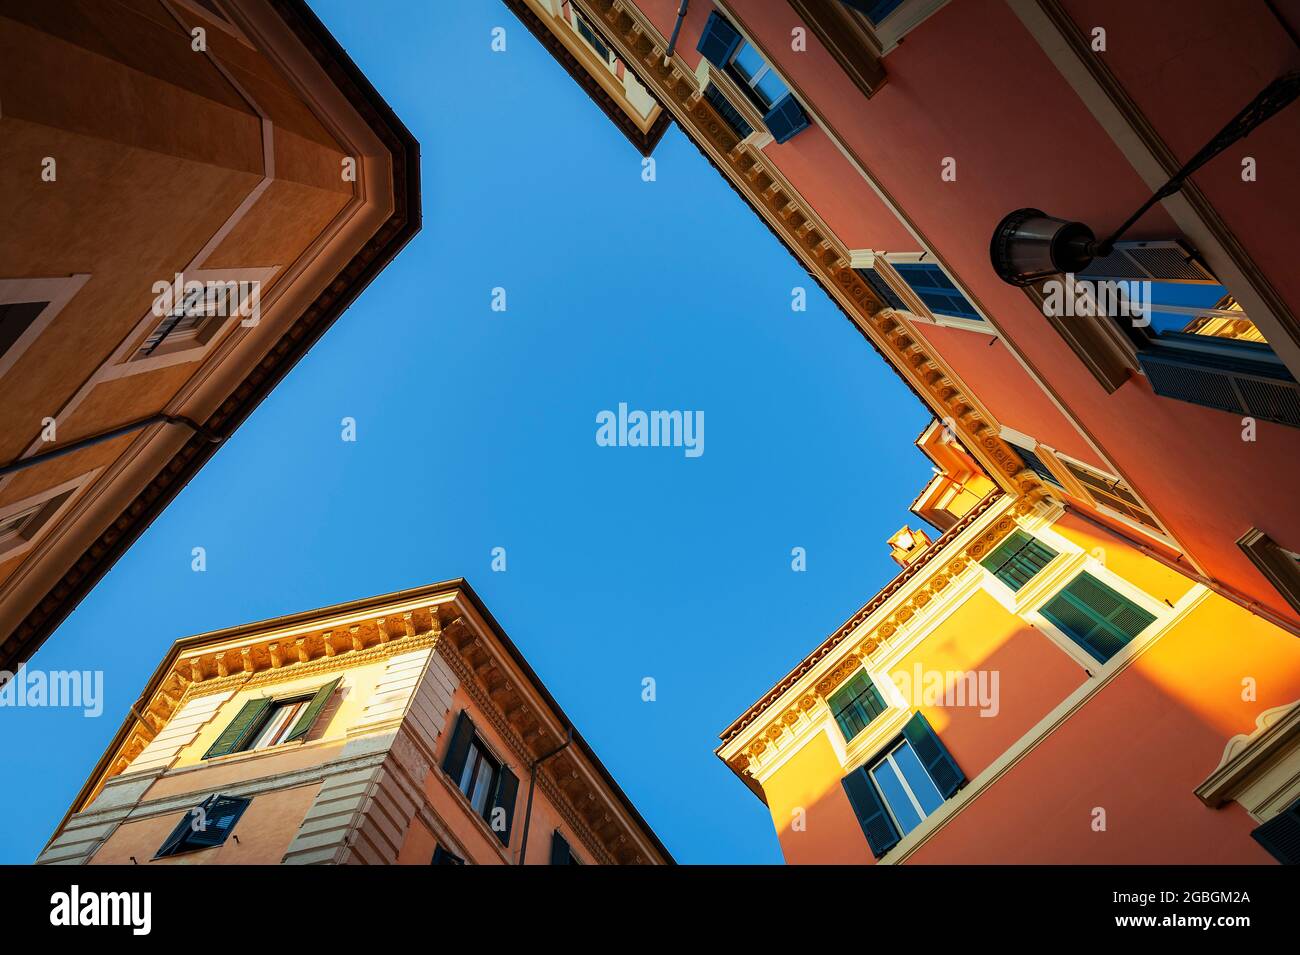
[202,677,341,759]
[441,711,520,846]
[980,529,1057,592]
[550,831,582,865]
[1040,573,1156,664]
[154,794,250,858]
[837,0,951,52]
[0,489,75,560]
[892,263,982,322]
[1012,444,1064,489]
[1059,458,1163,531]
[696,12,810,144]
[1076,240,1300,427]
[1238,528,1300,617]
[572,9,614,64]
[828,670,888,742]
[1251,796,1300,864]
[0,301,48,361]
[431,845,466,865]
[842,712,964,858]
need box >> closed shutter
[1251,799,1300,864]
[842,768,900,858]
[980,529,1058,591]
[901,712,965,798]
[762,93,810,144]
[1137,346,1300,429]
[441,710,476,779]
[492,765,520,845]
[1041,572,1156,664]
[283,676,342,743]
[550,830,574,865]
[203,697,272,759]
[696,11,742,68]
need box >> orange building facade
[38,582,671,865]
[0,0,419,672]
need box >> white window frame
[0,274,91,383]
[102,266,277,380]
[868,738,942,836]
[847,0,951,54]
[850,251,988,333]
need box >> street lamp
[990,71,1300,287]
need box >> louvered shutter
[856,267,906,311]
[187,794,250,848]
[1078,240,1216,283]
[901,711,965,798]
[696,11,742,68]
[492,765,520,845]
[1041,573,1156,663]
[442,710,476,779]
[1251,800,1300,864]
[550,830,574,865]
[1137,346,1300,429]
[283,676,341,743]
[980,529,1058,591]
[203,697,272,759]
[763,93,810,144]
[842,768,900,858]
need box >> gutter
[0,414,222,479]
[517,727,573,865]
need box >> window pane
[754,70,789,108]
[730,43,765,81]
[871,758,923,835]
[893,741,944,816]
[459,744,482,795]
[895,263,982,321]
[470,759,494,813]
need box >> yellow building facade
[40,581,670,865]
[718,426,1300,864]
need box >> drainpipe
[516,727,573,865]
[664,0,689,65]
[0,414,222,479]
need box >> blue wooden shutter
[187,794,250,848]
[856,267,906,311]
[492,765,520,845]
[1041,572,1156,663]
[1137,346,1300,429]
[441,710,476,779]
[203,697,272,759]
[550,830,573,865]
[283,676,341,743]
[1251,799,1300,864]
[842,768,900,858]
[763,93,810,144]
[901,711,965,798]
[696,11,742,68]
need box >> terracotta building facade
[38,582,671,865]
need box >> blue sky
[0,0,933,864]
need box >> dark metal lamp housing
[989,208,1097,287]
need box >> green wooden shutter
[1041,572,1156,663]
[842,768,900,859]
[283,676,342,743]
[550,830,573,865]
[203,697,272,759]
[1251,799,1300,864]
[492,765,520,845]
[980,529,1057,591]
[441,710,476,778]
[902,711,965,798]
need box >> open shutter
[856,268,907,311]
[441,710,476,779]
[902,711,965,798]
[283,676,341,743]
[1041,573,1155,664]
[203,697,272,759]
[762,93,810,144]
[1251,800,1300,864]
[550,830,573,865]
[154,807,199,857]
[1137,345,1300,429]
[696,11,742,68]
[492,765,520,845]
[187,794,250,848]
[842,768,900,858]
[1078,239,1216,283]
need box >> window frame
[0,274,91,384]
[1238,528,1300,617]
[840,0,952,54]
[850,251,987,333]
[867,738,944,838]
